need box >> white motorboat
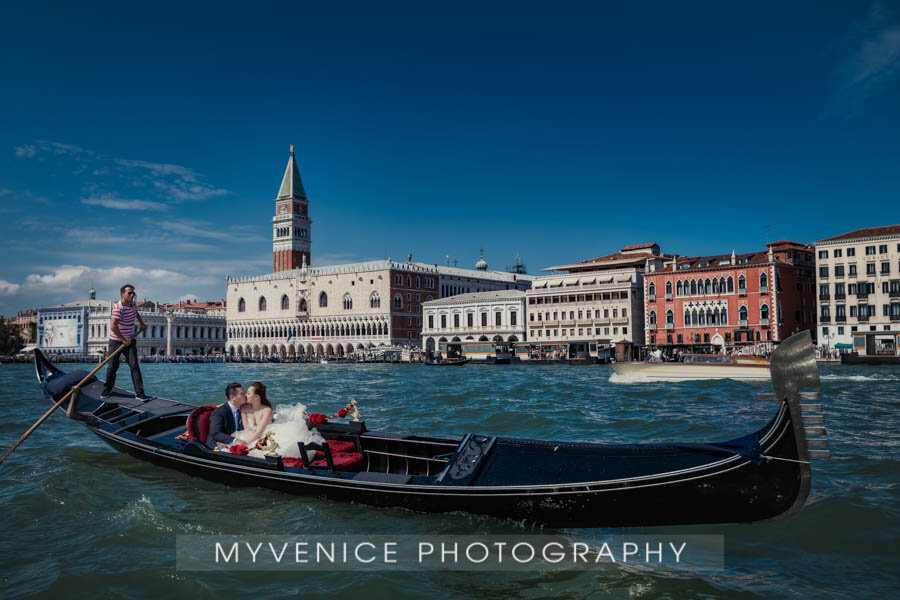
[610,354,771,382]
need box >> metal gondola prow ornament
[770,330,821,401]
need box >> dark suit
[207,403,242,447]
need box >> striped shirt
[110,301,138,341]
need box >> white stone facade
[421,290,526,352]
[526,269,646,346]
[86,304,226,356]
[815,227,900,350]
[226,260,530,358]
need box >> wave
[820,374,896,382]
[608,372,655,384]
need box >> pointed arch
[258,296,267,312]
[343,293,352,310]
[281,294,289,310]
[319,291,328,307]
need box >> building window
[343,294,353,310]
[676,281,683,296]
[258,296,267,312]
[370,292,380,308]
[835,265,844,276]
[761,304,770,321]
[665,310,673,324]
[849,264,857,276]
[281,294,289,310]
[238,298,246,312]
[834,249,842,257]
[739,306,748,321]
[453,314,459,328]
[495,312,502,326]
[738,275,746,290]
[482,313,487,327]
[648,311,656,325]
[510,311,517,326]
[865,246,876,255]
[881,262,891,274]
[319,292,328,308]
[428,315,434,329]
[648,282,655,297]
[395,274,402,285]
[468,313,473,327]
[394,294,403,309]
[760,273,768,290]
[847,248,855,257]
[818,250,828,259]
[441,315,447,328]
[727,277,734,292]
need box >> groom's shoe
[135,394,149,402]
[100,390,112,399]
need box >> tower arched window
[281,294,289,310]
[238,298,246,313]
[258,296,267,312]
[727,277,734,292]
[760,273,768,289]
[761,304,770,321]
[738,275,746,291]
[739,306,748,321]
[299,298,307,312]
[648,282,656,297]
[705,278,711,294]
[712,278,718,293]
[719,277,726,292]
[343,294,353,310]
[690,280,697,295]
[370,291,380,308]
[676,281,683,296]
[319,292,328,308]
[665,281,672,296]
[665,310,673,324]
[648,311,656,325]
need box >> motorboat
[611,354,771,382]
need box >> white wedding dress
[243,403,324,460]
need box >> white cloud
[15,145,36,158]
[155,219,262,242]
[823,2,900,118]
[81,195,169,211]
[0,280,21,295]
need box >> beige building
[528,243,669,359]
[421,290,526,356]
[226,259,529,358]
[815,225,900,350]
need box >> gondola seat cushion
[312,440,357,460]
[312,452,364,472]
[186,405,218,443]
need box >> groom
[207,382,247,447]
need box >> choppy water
[0,361,897,599]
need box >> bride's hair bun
[250,381,271,407]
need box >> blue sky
[1,1,898,315]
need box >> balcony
[561,320,576,327]
[848,272,857,278]
[856,291,870,299]
[665,293,673,300]
[760,286,768,294]
[835,315,847,322]
[819,294,830,301]
[612,317,629,325]
[738,288,747,296]
[857,315,869,322]
[834,293,846,300]
[664,323,674,330]
[890,288,900,298]
[648,294,656,301]
[819,273,829,280]
[760,318,770,326]
[891,314,900,322]
[647,324,657,330]
[738,319,748,327]
[819,315,831,323]
[834,272,844,279]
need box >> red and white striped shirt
[110,301,138,341]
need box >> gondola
[30,331,829,527]
[423,358,470,366]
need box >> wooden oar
[0,340,133,466]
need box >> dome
[475,248,488,271]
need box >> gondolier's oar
[0,340,133,467]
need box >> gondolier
[101,284,148,401]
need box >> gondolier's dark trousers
[102,339,145,397]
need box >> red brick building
[643,241,816,351]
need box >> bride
[236,381,274,448]
[235,380,324,459]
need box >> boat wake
[820,374,897,382]
[608,372,655,384]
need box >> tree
[0,317,26,355]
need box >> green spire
[277,144,307,199]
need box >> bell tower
[273,145,311,272]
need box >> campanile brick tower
[272,145,311,272]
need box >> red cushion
[282,457,304,468]
[313,440,357,460]
[312,452,364,472]
[187,405,217,442]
